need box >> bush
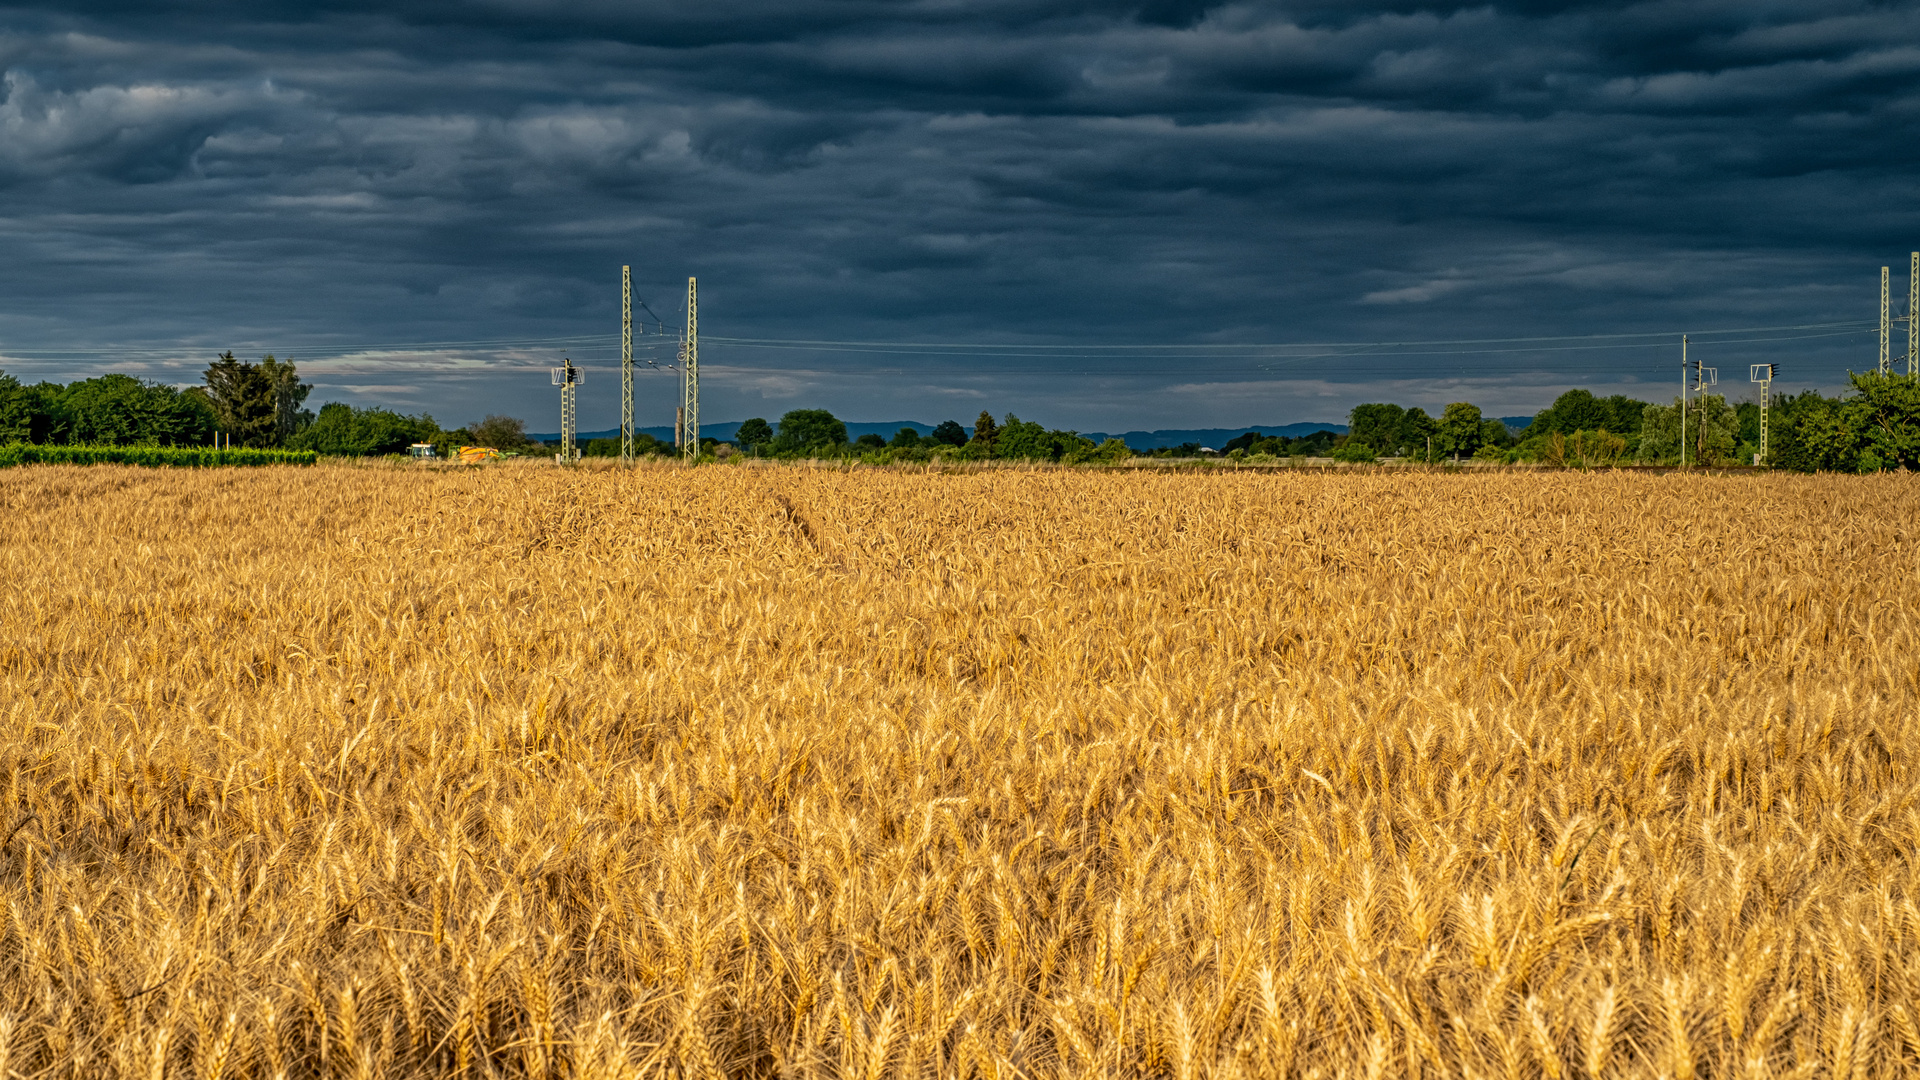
[1330,442,1378,463]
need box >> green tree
[1398,407,1438,460]
[580,432,666,458]
[735,418,774,451]
[1294,430,1340,457]
[1602,394,1649,435]
[0,371,32,443]
[967,411,1000,456]
[889,427,922,448]
[261,356,313,442]
[1529,389,1605,435]
[773,409,847,455]
[1528,389,1650,439]
[291,403,441,456]
[433,427,473,458]
[1736,401,1762,448]
[1346,403,1405,455]
[930,420,968,446]
[1636,401,1680,463]
[1686,394,1739,465]
[1436,402,1483,459]
[469,414,531,450]
[1479,418,1513,450]
[1790,401,1861,472]
[1849,371,1920,471]
[203,352,280,447]
[58,374,216,446]
[993,414,1045,459]
[854,433,887,449]
[1767,390,1839,472]
[993,414,1093,461]
[1638,395,1738,465]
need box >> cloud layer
[2,1,1916,429]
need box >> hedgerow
[0,443,318,468]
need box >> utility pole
[1750,363,1776,466]
[1681,337,1715,466]
[1880,265,1891,375]
[1680,335,1688,468]
[681,276,699,463]
[621,266,634,465]
[552,357,580,464]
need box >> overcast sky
[3,1,1917,431]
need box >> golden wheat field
[1,462,1918,1080]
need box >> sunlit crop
[2,461,1916,1078]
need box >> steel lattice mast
[1880,266,1891,375]
[553,357,579,464]
[681,276,698,463]
[1909,252,1918,378]
[621,266,634,464]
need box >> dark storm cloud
[1,1,1916,430]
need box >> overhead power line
[0,320,1875,376]
[701,320,1871,352]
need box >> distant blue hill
[530,418,1558,446]
[531,420,1354,448]
[1080,424,1346,449]
[533,421,1353,447]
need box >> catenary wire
[0,321,1877,377]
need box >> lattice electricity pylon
[621,266,634,465]
[1903,252,1919,379]
[1881,265,1892,375]
[1751,363,1776,465]
[552,358,581,464]
[681,276,698,463]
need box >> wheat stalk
[0,465,1913,1077]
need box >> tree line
[1331,373,1920,471]
[703,410,1134,464]
[7,355,1915,471]
[1,356,528,458]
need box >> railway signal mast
[1750,363,1776,465]
[552,357,581,464]
[1681,336,1714,468]
[1681,336,1687,468]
